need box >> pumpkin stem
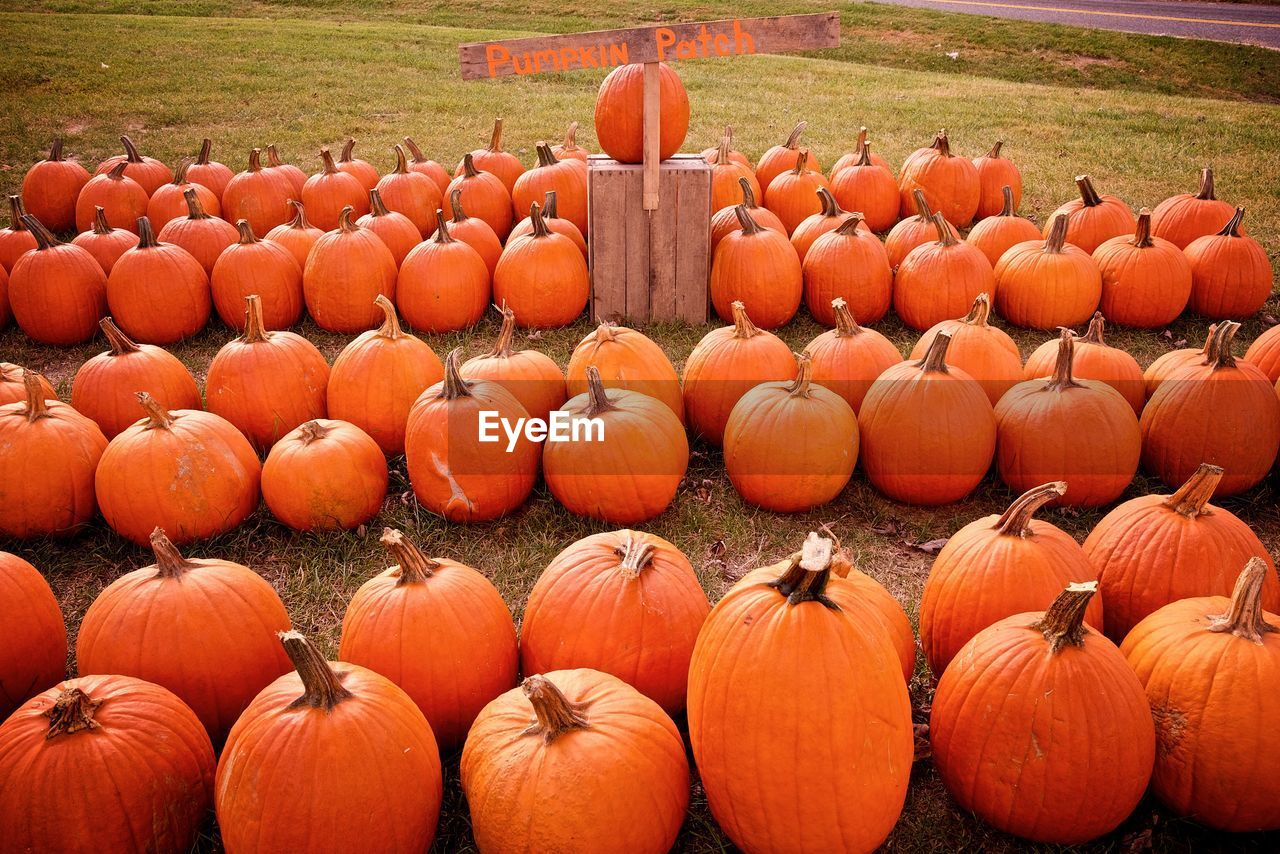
[235,218,258,245]
[403,137,427,164]
[834,212,865,235]
[831,297,863,336]
[1207,558,1278,643]
[440,348,472,400]
[487,118,505,152]
[6,195,27,231]
[19,214,59,250]
[617,532,657,578]
[1164,463,1224,517]
[380,527,439,584]
[1046,328,1081,390]
[1074,175,1103,207]
[43,688,103,740]
[241,295,269,343]
[931,212,958,247]
[918,331,953,373]
[1132,209,1154,248]
[791,148,810,175]
[337,206,358,233]
[369,294,405,340]
[107,160,129,181]
[150,528,195,579]
[855,140,874,168]
[1196,167,1216,201]
[563,120,579,150]
[196,138,212,165]
[171,157,193,186]
[48,138,65,162]
[135,392,175,430]
[1208,320,1241,369]
[786,352,815,398]
[998,185,1017,217]
[737,177,759,210]
[249,147,267,171]
[855,126,869,155]
[1032,581,1098,653]
[368,188,391,217]
[592,319,618,345]
[911,188,935,222]
[535,141,557,169]
[318,147,340,175]
[1217,206,1246,238]
[528,201,550,238]
[985,140,1003,159]
[20,371,51,422]
[782,121,807,150]
[388,143,409,175]
[729,300,762,339]
[931,129,952,158]
[100,317,141,356]
[733,204,762,236]
[583,365,616,416]
[281,631,353,711]
[461,152,481,178]
[716,135,731,167]
[484,304,518,357]
[522,675,589,743]
[339,138,358,164]
[543,190,559,220]
[816,186,842,218]
[182,187,209,220]
[284,199,310,229]
[994,482,1068,537]
[297,420,328,445]
[120,134,144,164]
[134,216,158,248]
[1080,312,1109,346]
[1043,214,1070,253]
[92,206,112,235]
[449,188,468,222]
[265,145,285,169]
[767,532,840,610]
[963,294,993,327]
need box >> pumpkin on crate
[493,201,588,329]
[830,126,893,175]
[302,147,369,231]
[94,135,171,195]
[1244,322,1280,383]
[724,352,858,512]
[107,216,210,344]
[9,214,107,345]
[216,632,442,853]
[1144,323,1215,399]
[1023,313,1145,413]
[930,582,1154,844]
[1122,559,1280,832]
[264,199,323,270]
[994,213,1102,330]
[405,349,538,522]
[95,392,261,546]
[461,305,565,424]
[265,144,307,196]
[356,188,421,267]
[303,206,397,333]
[508,190,587,257]
[710,177,785,252]
[544,366,689,525]
[898,129,980,227]
[1094,207,1192,329]
[710,204,802,330]
[688,533,913,853]
[964,185,1040,268]
[402,136,452,195]
[763,149,831,235]
[75,528,292,746]
[971,140,1022,220]
[0,363,55,406]
[512,142,588,236]
[397,210,489,333]
[1140,321,1280,496]
[455,117,526,191]
[1184,207,1271,319]
[790,187,862,264]
[22,138,90,233]
[374,144,442,238]
[920,482,1103,677]
[0,197,39,272]
[0,552,67,720]
[262,419,387,531]
[70,317,201,439]
[700,124,751,167]
[222,148,294,236]
[995,330,1141,507]
[755,120,819,190]
[186,138,233,199]
[909,293,1022,405]
[521,530,709,716]
[72,206,138,274]
[462,671,690,854]
[884,188,960,269]
[804,296,903,413]
[156,188,238,276]
[447,153,514,240]
[210,219,304,330]
[74,161,148,233]
[894,212,996,332]
[709,135,760,213]
[1150,166,1240,249]
[340,527,517,752]
[681,300,796,445]
[335,137,380,191]
[441,187,503,276]
[567,321,684,421]
[552,120,591,162]
[859,332,997,505]
[0,675,214,854]
[146,158,220,226]
[595,64,688,164]
[829,142,899,232]
[1044,174,1136,253]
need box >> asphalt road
[875,0,1280,48]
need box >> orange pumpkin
[710,205,802,330]
[909,293,1022,405]
[211,219,304,331]
[0,196,39,272]
[301,147,369,231]
[894,212,995,331]
[1044,174,1136,253]
[594,63,689,164]
[303,206,397,333]
[459,307,565,426]
[972,140,1022,220]
[334,137,379,191]
[508,190,587,257]
[265,144,307,196]
[567,321,683,421]
[0,363,54,407]
[262,419,387,531]
[186,137,233,199]
[995,213,1102,330]
[700,124,751,167]
[1094,207,1192,329]
[0,551,67,719]
[264,199,324,270]
[107,215,210,344]
[376,143,442,237]
[146,158,220,226]
[402,136,452,195]
[71,205,138,274]
[22,138,91,233]
[398,210,489,333]
[884,188,960,269]
[1023,312,1145,413]
[821,533,917,681]
[898,129,981,227]
[709,135,761,213]
[155,187,238,276]
[804,296,903,413]
[802,213,893,327]
[1150,166,1241,249]
[551,120,591,162]
[755,120,820,191]
[446,153,513,240]
[221,148,294,237]
[1244,322,1280,383]
[763,149,831,235]
[1144,323,1216,399]
[512,142,588,236]
[829,142,899,232]
[9,214,107,345]
[830,125,892,175]
[441,187,503,276]
[964,185,1040,268]
[493,201,588,328]
[356,188,421,267]
[710,177,786,252]
[94,135,171,195]
[454,118,526,192]
[790,186,862,264]
[75,161,148,234]
[1184,206,1271,319]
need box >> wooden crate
[587,154,711,324]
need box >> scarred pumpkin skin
[0,551,67,720]
[520,530,709,715]
[802,212,892,327]
[1043,174,1136,254]
[804,297,903,413]
[567,321,684,422]
[303,206,398,333]
[595,63,688,164]
[1184,206,1271,320]
[261,419,387,532]
[995,213,1102,331]
[1094,208,1192,329]
[972,140,1022,221]
[755,121,821,192]
[909,293,1021,406]
[462,671,690,854]
[460,304,566,425]
[1023,312,1145,414]
[965,185,1040,268]
[1150,167,1240,249]
[898,129,980,227]
[710,204,802,330]
[893,212,995,332]
[22,138,91,233]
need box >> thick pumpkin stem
[461,152,481,179]
[856,126,869,155]
[831,297,863,336]
[150,528,195,579]
[281,631,353,711]
[136,391,175,430]
[528,202,550,238]
[1080,312,1108,346]
[441,348,471,400]
[813,189,839,221]
[998,185,1017,217]
[1208,321,1241,369]
[196,138,213,165]
[729,300,762,339]
[261,146,279,169]
[267,145,290,169]
[919,331,953,374]
[985,140,1004,159]
[1164,463,1223,517]
[1217,206,1246,238]
[767,532,840,610]
[791,149,811,175]
[522,675,589,743]
[339,138,359,164]
[787,352,815,398]
[373,294,406,340]
[1046,329,1081,390]
[543,191,559,220]
[911,188,934,222]
[617,533,657,578]
[932,212,958,247]
[20,371,51,422]
[449,188,468,222]
[390,143,410,175]
[1133,209,1154,247]
[1196,167,1216,201]
[183,187,210,220]
[855,141,874,168]
[1207,558,1278,643]
[994,482,1068,537]
[171,158,193,186]
[100,317,141,356]
[337,206,358,233]
[782,121,806,150]
[403,137,427,164]
[381,527,439,584]
[107,160,129,181]
[1075,175,1103,207]
[534,141,557,169]
[1044,214,1070,253]
[931,129,952,158]
[592,320,618,345]
[297,420,328,445]
[48,138,65,162]
[241,295,268,343]
[43,688,103,739]
[583,365,616,416]
[563,121,579,150]
[235,219,258,245]
[733,204,762,236]
[284,199,310,229]
[92,206,112,235]
[484,304,518,358]
[488,118,506,152]
[6,196,27,231]
[737,177,759,210]
[963,294,993,327]
[318,147,340,175]
[19,215,59,250]
[120,135,144,164]
[1033,581,1098,653]
[368,189,391,218]
[835,212,865,236]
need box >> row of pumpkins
[3,476,1278,851]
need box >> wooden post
[642,62,660,211]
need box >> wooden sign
[460,12,840,80]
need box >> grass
[2,3,1279,853]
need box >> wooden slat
[674,161,712,324]
[649,165,679,321]
[642,62,660,211]
[588,162,628,322]
[624,172,651,320]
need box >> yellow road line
[905,0,1280,29]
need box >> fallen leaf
[904,537,948,554]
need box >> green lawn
[2,4,1279,853]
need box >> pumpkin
[1184,206,1271,319]
[821,534,918,681]
[405,349,538,522]
[9,214,107,345]
[301,147,369,231]
[709,204,802,330]
[74,161,148,233]
[107,215,210,344]
[710,177,785,252]
[1023,312,1145,413]
[701,124,751,167]
[920,482,1104,676]
[0,363,55,406]
[493,201,588,328]
[995,330,1141,507]
[70,317,201,439]
[594,63,689,164]
[804,296,904,413]
[95,135,171,196]
[455,117,526,192]
[155,187,238,275]
[1144,323,1216,399]
[327,295,443,455]
[375,143,442,238]
[1121,559,1280,832]
[303,206,397,333]
[688,533,913,853]
[930,582,1154,844]
[755,120,820,191]
[521,531,709,715]
[95,393,261,546]
[0,196,39,272]
[460,304,567,424]
[1044,174,1136,253]
[146,158,220,226]
[265,144,307,196]
[398,209,489,332]
[512,142,588,236]
[71,205,138,274]
[1,263,11,327]
[446,153,513,239]
[1150,166,1240,249]
[221,147,294,237]
[1140,321,1280,496]
[1244,322,1280,383]
[551,119,591,162]
[884,188,960,269]
[894,212,996,331]
[76,527,292,745]
[216,632,443,853]
[0,675,214,854]
[909,293,1021,405]
[340,527,517,751]
[264,198,323,269]
[682,300,796,445]
[567,321,684,421]
[1094,207,1193,329]
[206,294,330,451]
[441,186,503,276]
[831,126,893,175]
[972,140,1022,220]
[544,366,689,524]
[402,136,452,195]
[859,332,996,505]
[262,419,387,531]
[0,551,67,719]
[790,186,852,264]
[462,670,689,854]
[356,188,421,267]
[335,137,380,191]
[802,213,893,327]
[725,352,858,512]
[508,189,587,257]
[709,135,761,212]
[186,138,233,199]
[211,218,304,331]
[964,185,1040,268]
[898,129,981,227]
[22,138,90,232]
[829,142,899,232]
[1085,461,1280,642]
[763,149,831,235]
[995,213,1102,330]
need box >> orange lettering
[533,49,559,73]
[512,52,535,74]
[560,47,580,69]
[609,42,629,65]
[734,20,755,54]
[713,33,730,55]
[654,27,676,61]
[486,44,511,77]
[676,39,697,60]
[581,45,599,67]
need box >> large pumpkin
[9,214,107,345]
[0,551,67,719]
[1043,173,1136,253]
[22,138,90,233]
[220,147,294,237]
[763,149,831,235]
[909,293,1021,405]
[825,534,917,681]
[1150,166,1240,249]
[403,136,453,195]
[146,158,220,226]
[356,189,420,268]
[398,209,490,333]
[512,142,588,235]
[493,201,588,328]
[595,63,689,163]
[303,205,397,333]
[755,120,820,191]
[803,296,903,413]
[155,187,238,275]
[1245,321,1280,383]
[994,213,1102,330]
[211,218,303,330]
[884,188,960,269]
[1184,206,1271,319]
[709,204,802,329]
[262,419,387,531]
[829,142,899,232]
[264,144,307,196]
[1023,312,1145,413]
[446,153,513,240]
[894,211,995,331]
[0,362,54,406]
[566,321,684,421]
[964,185,1040,268]
[897,129,981,227]
[507,189,587,257]
[107,215,211,344]
[71,205,138,274]
[829,126,892,175]
[454,117,526,192]
[1143,322,1216,399]
[340,528,517,752]
[375,143,442,237]
[1095,207,1193,329]
[802,212,893,326]
[441,187,503,276]
[335,137,380,192]
[710,177,785,252]
[264,199,323,269]
[75,161,149,234]
[790,186,863,263]
[972,140,1022,221]
[301,147,369,231]
[460,304,566,424]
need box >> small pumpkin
[262,419,387,531]
[441,187,503,276]
[9,214,107,345]
[402,136,452,195]
[1244,321,1280,383]
[375,143,442,237]
[1184,206,1271,319]
[186,138,233,199]
[211,219,303,331]
[107,215,211,344]
[508,189,587,257]
[884,188,960,269]
[335,137,380,191]
[803,296,904,413]
[909,293,1022,405]
[829,141,899,232]
[302,147,369,231]
[0,196,39,272]
[709,204,802,330]
[455,117,526,191]
[1044,174,1136,254]
[303,206,398,333]
[1023,312,1145,413]
[460,305,566,424]
[763,149,832,235]
[94,135,171,196]
[894,212,996,332]
[75,161,148,233]
[398,209,489,332]
[356,188,421,267]
[995,213,1102,330]
[964,185,1040,268]
[512,141,588,235]
[71,205,138,274]
[264,199,323,270]
[1150,166,1241,249]
[1094,207,1192,329]
[755,120,820,191]
[710,177,785,252]
[802,213,893,327]
[898,129,981,227]
[155,187,238,276]
[493,201,588,328]
[567,320,684,421]
[972,140,1022,220]
[264,144,307,196]
[0,551,67,719]
[21,138,90,232]
[146,158,220,226]
[709,135,761,213]
[594,63,689,164]
[220,147,294,237]
[551,120,591,162]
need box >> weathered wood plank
[588,161,628,323]
[642,61,660,211]
[674,161,711,323]
[624,172,651,320]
